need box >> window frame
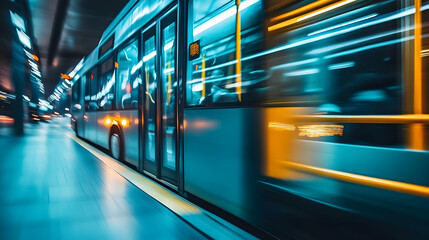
[115,33,141,110]
[97,53,116,111]
[99,35,115,59]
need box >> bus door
[142,8,178,186]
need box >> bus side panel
[85,112,98,144]
[97,111,112,149]
[184,107,259,220]
[121,110,139,166]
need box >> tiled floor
[0,118,206,239]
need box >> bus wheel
[110,132,123,161]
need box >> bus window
[72,80,80,103]
[116,40,139,109]
[99,56,115,111]
[266,1,403,111]
[88,68,98,111]
[266,1,406,147]
[187,0,264,106]
[83,75,90,111]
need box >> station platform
[0,117,256,239]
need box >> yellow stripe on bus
[282,161,429,198]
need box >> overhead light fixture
[9,11,26,32]
[193,0,259,36]
[16,29,31,49]
[268,0,357,32]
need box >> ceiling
[28,0,129,96]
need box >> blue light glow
[243,7,415,62]
[308,14,378,36]
[271,58,318,70]
[9,11,26,32]
[284,69,319,77]
[143,51,156,62]
[328,62,355,70]
[325,36,415,59]
[16,29,31,49]
[193,0,259,36]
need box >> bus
[71,0,429,238]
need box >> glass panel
[99,57,115,111]
[266,1,402,110]
[88,68,98,111]
[193,0,231,22]
[144,35,157,162]
[161,21,176,170]
[83,75,89,110]
[266,1,405,147]
[187,0,264,106]
[116,40,140,109]
[72,80,80,103]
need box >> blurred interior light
[143,51,156,62]
[325,35,414,59]
[308,13,378,36]
[421,49,429,57]
[32,70,41,77]
[105,118,111,125]
[16,29,31,49]
[269,0,357,31]
[270,0,328,22]
[284,69,319,77]
[69,58,84,79]
[271,58,318,70]
[248,7,416,62]
[193,0,259,36]
[9,11,26,31]
[328,61,355,70]
[163,40,174,51]
[131,60,143,74]
[32,54,39,61]
[268,122,296,131]
[121,119,128,126]
[307,27,412,55]
[298,124,344,138]
[163,68,174,74]
[192,83,203,92]
[297,0,357,22]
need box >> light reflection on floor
[0,118,206,239]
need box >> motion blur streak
[257,6,416,62]
[268,0,357,31]
[292,114,429,124]
[308,13,378,36]
[270,0,330,22]
[0,115,14,123]
[282,161,429,198]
